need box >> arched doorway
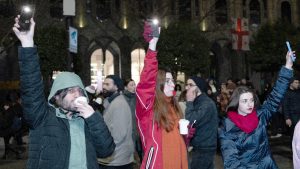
[131,48,145,83]
[90,49,114,87]
[281,1,292,23]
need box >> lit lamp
[200,20,206,31]
[122,16,128,29]
[78,14,86,28]
[75,2,87,28]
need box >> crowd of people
[0,14,299,169]
[0,91,27,159]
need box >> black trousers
[190,149,215,169]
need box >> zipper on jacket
[145,146,154,169]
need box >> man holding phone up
[185,76,218,169]
[12,15,115,169]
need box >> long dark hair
[154,69,183,132]
[226,86,259,112]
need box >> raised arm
[13,17,48,128]
[259,51,294,121]
[136,22,159,113]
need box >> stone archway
[83,36,121,85]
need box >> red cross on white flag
[231,18,250,51]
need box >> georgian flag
[231,18,250,51]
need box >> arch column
[118,36,133,79]
[291,0,299,27]
[267,0,275,24]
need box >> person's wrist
[21,40,34,47]
[149,38,158,51]
[284,64,293,70]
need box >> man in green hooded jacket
[13,16,115,169]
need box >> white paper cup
[74,96,88,105]
[179,119,190,135]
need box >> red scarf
[227,110,259,134]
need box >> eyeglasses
[165,78,174,85]
[186,83,196,87]
[56,87,84,99]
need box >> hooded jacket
[219,66,293,169]
[18,47,115,169]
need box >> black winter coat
[19,47,115,169]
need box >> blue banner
[69,26,77,53]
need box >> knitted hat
[190,76,207,93]
[106,75,124,91]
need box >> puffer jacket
[219,66,293,169]
[18,47,115,169]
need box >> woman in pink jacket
[135,22,189,169]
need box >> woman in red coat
[135,22,188,169]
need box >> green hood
[48,72,87,102]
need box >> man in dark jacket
[13,17,115,169]
[283,77,300,140]
[185,76,218,169]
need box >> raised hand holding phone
[147,19,160,38]
[286,41,296,62]
[12,15,35,47]
[18,5,35,32]
[143,18,160,51]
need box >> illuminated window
[90,49,114,87]
[177,71,185,84]
[131,48,145,83]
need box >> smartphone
[286,41,296,62]
[147,19,160,38]
[18,5,35,32]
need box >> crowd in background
[0,15,298,169]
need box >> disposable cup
[74,96,88,105]
[179,119,190,135]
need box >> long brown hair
[154,69,183,132]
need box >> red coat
[136,49,163,169]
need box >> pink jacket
[293,121,300,169]
[136,49,163,169]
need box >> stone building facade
[0,0,299,98]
